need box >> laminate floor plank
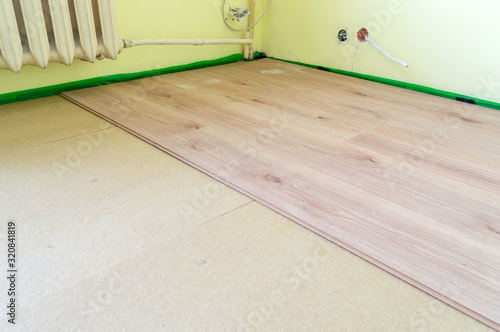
[122,81,500,248]
[159,97,500,247]
[348,128,500,195]
[244,61,500,146]
[62,59,500,329]
[151,70,378,143]
[161,127,500,326]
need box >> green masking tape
[269,57,500,111]
[0,52,256,106]
[2,51,498,112]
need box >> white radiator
[0,0,123,72]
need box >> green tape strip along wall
[1,52,499,111]
[270,57,500,111]
[0,53,248,106]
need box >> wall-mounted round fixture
[229,7,251,21]
[337,29,348,44]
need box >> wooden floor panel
[62,59,500,329]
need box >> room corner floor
[0,95,491,331]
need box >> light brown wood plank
[62,59,500,330]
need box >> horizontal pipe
[0,38,253,71]
[123,39,253,48]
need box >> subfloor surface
[0,72,494,331]
[62,58,500,329]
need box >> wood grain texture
[62,59,500,330]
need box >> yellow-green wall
[0,0,263,95]
[4,0,499,106]
[261,0,500,104]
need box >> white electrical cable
[222,0,271,32]
[365,37,408,68]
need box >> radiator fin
[74,0,98,62]
[49,0,75,66]
[97,0,120,59]
[0,1,23,72]
[0,0,122,72]
[20,0,50,69]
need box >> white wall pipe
[123,39,253,48]
[244,0,257,60]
